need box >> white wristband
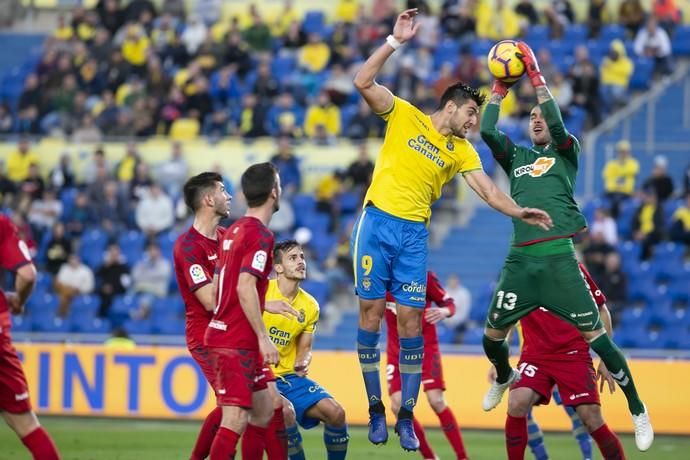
[386,34,402,51]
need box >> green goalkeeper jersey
[480,99,587,246]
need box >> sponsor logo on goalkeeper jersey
[513,157,556,178]
[407,135,445,167]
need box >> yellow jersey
[364,96,483,222]
[263,280,320,376]
[602,157,639,195]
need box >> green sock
[483,335,512,383]
[590,334,645,415]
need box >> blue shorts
[350,205,428,308]
[276,374,332,429]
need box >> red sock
[209,426,240,460]
[265,407,288,459]
[591,424,626,460]
[191,406,222,460]
[21,427,60,460]
[437,407,468,459]
[413,417,436,459]
[241,423,268,460]
[505,415,528,460]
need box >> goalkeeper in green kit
[479,41,654,452]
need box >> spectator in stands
[514,0,540,27]
[63,192,90,237]
[316,170,345,232]
[91,180,129,231]
[116,142,141,183]
[346,100,383,140]
[598,252,628,313]
[393,55,419,101]
[20,164,45,201]
[570,46,601,125]
[0,162,17,206]
[544,0,573,39]
[536,48,559,83]
[104,327,136,348]
[130,162,154,201]
[299,33,331,73]
[600,40,634,111]
[632,187,665,260]
[323,63,355,107]
[588,0,611,38]
[6,138,39,183]
[71,114,103,144]
[82,147,111,185]
[440,1,476,42]
[619,0,646,38]
[45,222,72,276]
[135,183,174,236]
[0,104,13,135]
[583,230,616,279]
[685,164,690,197]
[642,155,674,202]
[603,140,639,217]
[91,28,113,64]
[550,72,574,115]
[270,135,302,196]
[433,63,457,100]
[244,10,273,53]
[253,60,280,103]
[156,142,188,197]
[194,0,220,27]
[634,16,673,76]
[55,254,95,317]
[236,93,269,138]
[131,243,172,298]
[28,188,62,239]
[121,23,150,74]
[181,15,206,55]
[653,0,681,35]
[305,91,341,140]
[48,154,75,191]
[414,2,439,48]
[186,76,213,122]
[442,273,470,335]
[96,243,131,318]
[96,0,124,36]
[224,32,253,78]
[17,74,42,134]
[670,194,690,248]
[476,0,520,40]
[346,143,374,192]
[455,46,481,88]
[591,208,619,246]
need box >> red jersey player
[205,162,285,460]
[0,213,60,459]
[174,172,230,460]
[386,271,468,460]
[502,264,626,460]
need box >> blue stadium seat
[79,228,108,268]
[33,316,70,333]
[76,317,112,334]
[648,303,677,328]
[436,323,455,344]
[151,296,185,317]
[303,11,325,35]
[310,232,336,263]
[525,25,549,44]
[153,318,185,335]
[300,213,330,234]
[118,230,146,254]
[630,57,654,89]
[157,230,178,256]
[433,39,460,69]
[338,191,361,214]
[59,187,79,219]
[663,199,684,223]
[11,314,31,333]
[109,294,139,327]
[600,24,626,43]
[26,292,59,316]
[672,25,690,55]
[70,295,101,317]
[123,318,153,335]
[340,104,358,128]
[668,279,690,304]
[471,39,494,57]
[462,327,484,345]
[564,24,588,44]
[616,324,646,348]
[292,194,316,213]
[34,272,53,295]
[301,280,329,308]
[619,306,652,328]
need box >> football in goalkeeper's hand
[487,40,526,83]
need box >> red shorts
[208,348,269,408]
[189,345,216,387]
[0,335,32,414]
[511,356,600,407]
[386,341,445,395]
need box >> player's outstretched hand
[5,292,23,315]
[519,207,553,231]
[596,362,616,394]
[425,307,450,325]
[265,300,300,319]
[393,8,420,44]
[491,79,516,98]
[260,336,280,366]
[515,41,545,87]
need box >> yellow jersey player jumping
[351,8,553,451]
[263,240,349,460]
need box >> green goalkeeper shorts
[485,250,603,331]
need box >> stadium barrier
[16,343,687,434]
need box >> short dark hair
[241,162,278,208]
[438,81,485,111]
[273,239,301,264]
[183,172,223,211]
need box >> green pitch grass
[0,417,687,459]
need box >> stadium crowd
[0,0,688,344]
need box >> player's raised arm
[237,272,279,365]
[516,41,577,155]
[480,80,519,175]
[464,169,553,231]
[353,8,419,114]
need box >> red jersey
[520,263,606,361]
[173,225,225,350]
[0,215,34,335]
[205,216,274,350]
[385,271,456,345]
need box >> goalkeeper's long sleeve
[480,103,515,175]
